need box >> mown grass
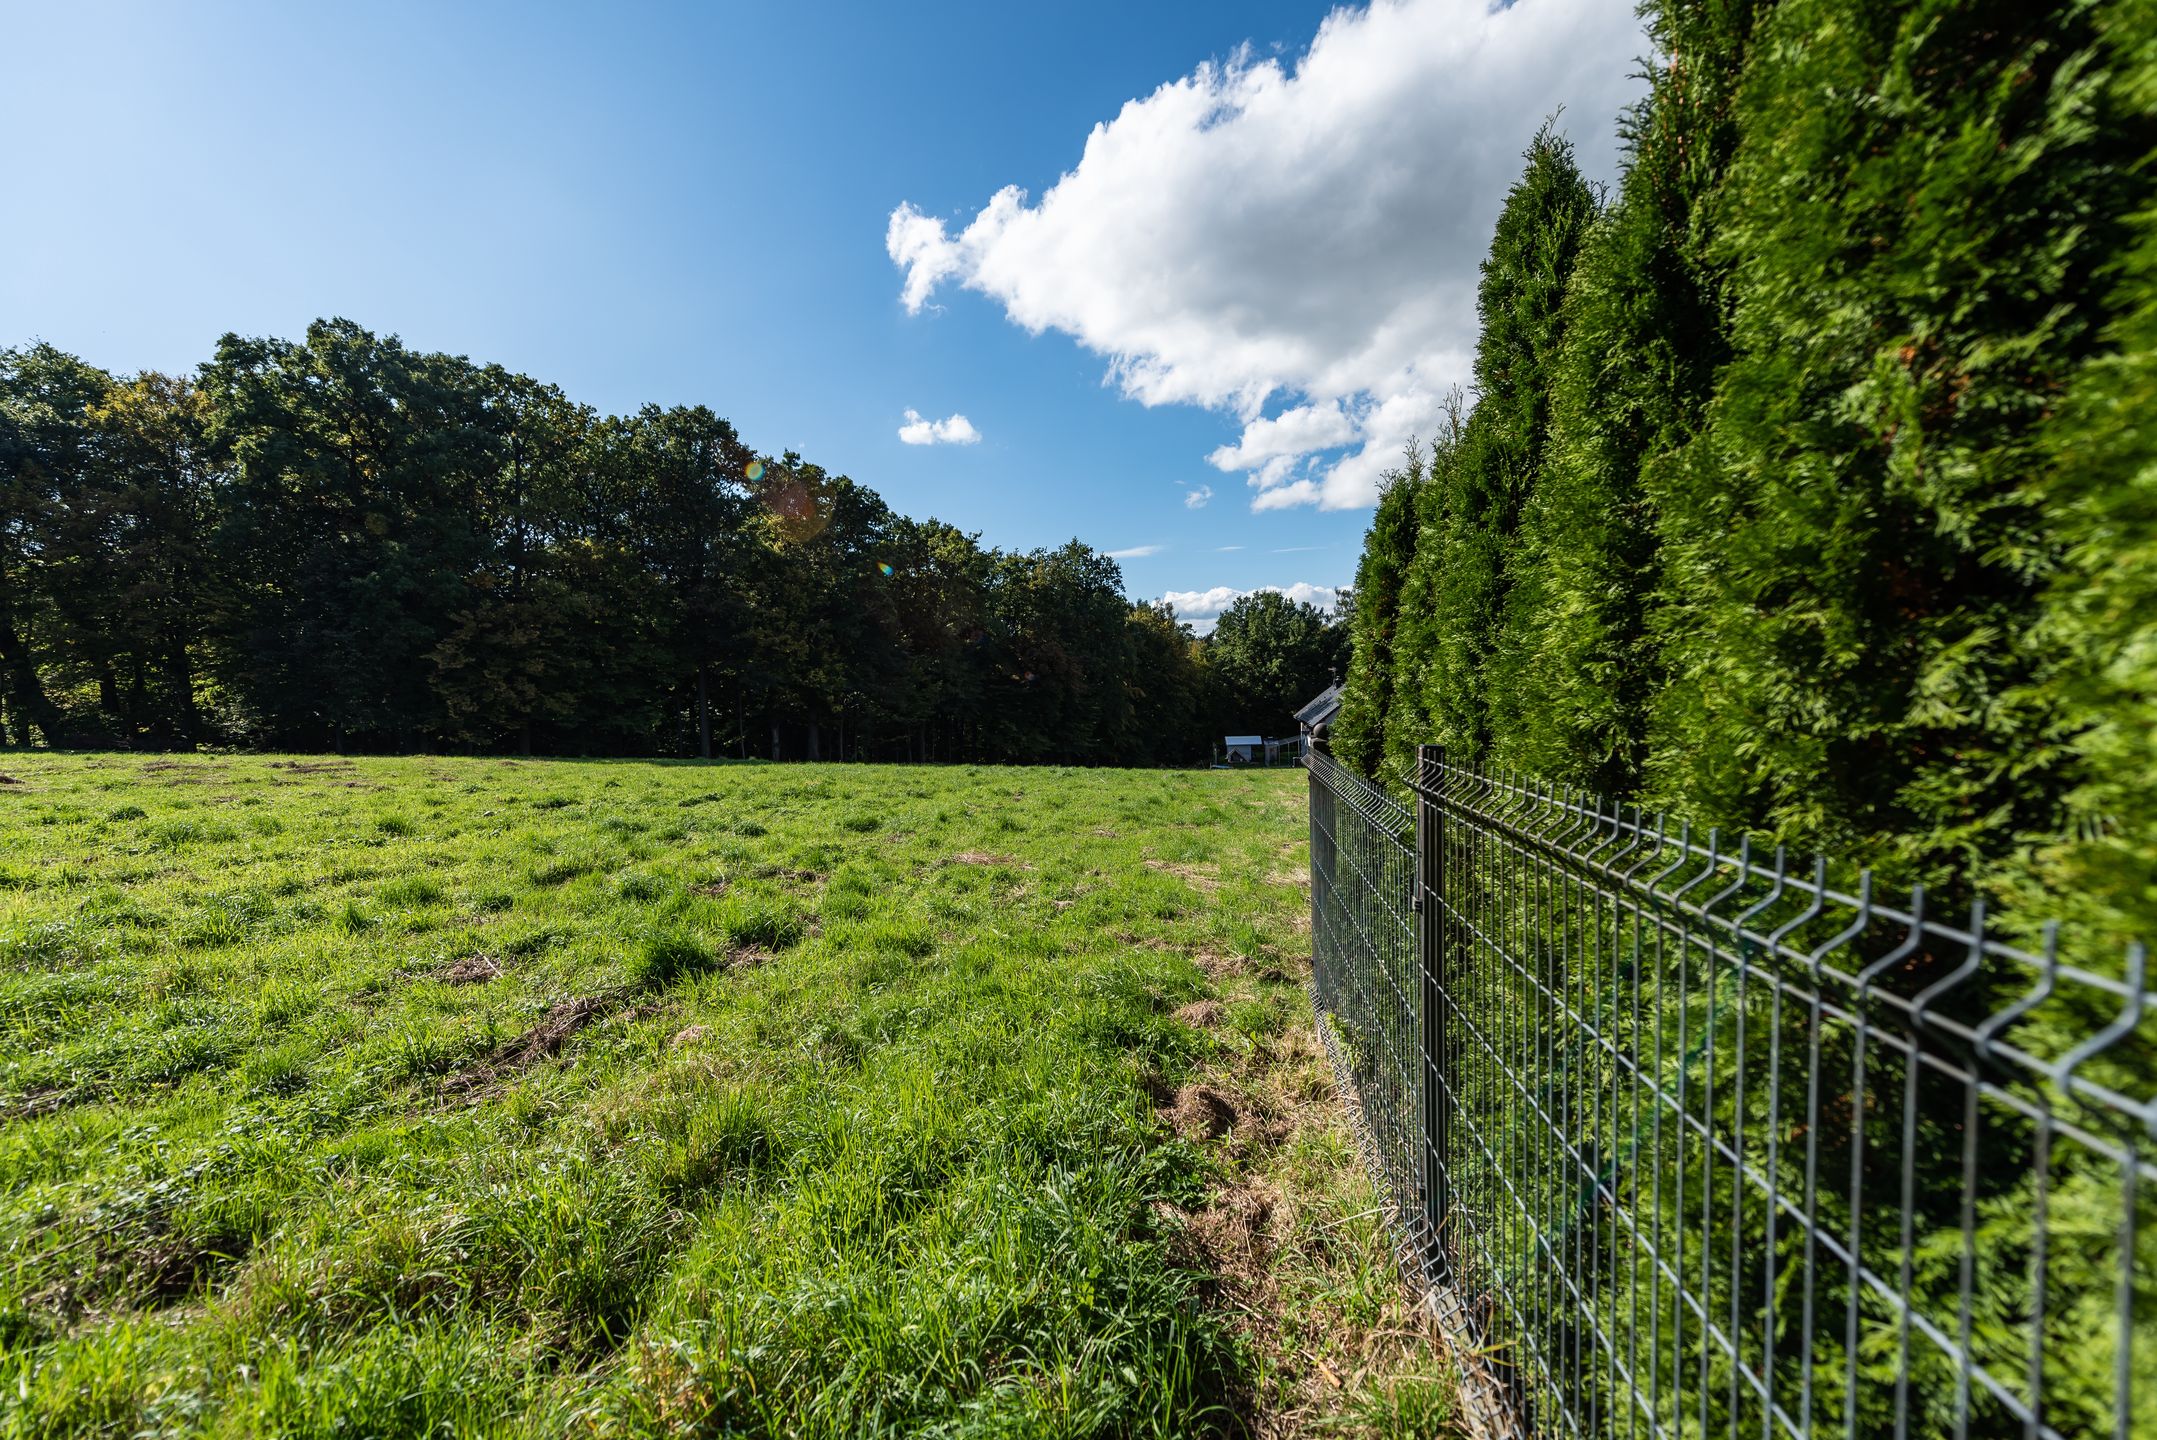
[0,755,1451,1438]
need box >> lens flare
[744,459,765,483]
[758,465,835,544]
[878,563,894,577]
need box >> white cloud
[897,409,982,445]
[1107,544,1164,559]
[888,0,1642,511]
[1184,484,1214,510]
[1161,586,1245,619]
[887,207,963,315]
[1206,402,1355,474]
[1160,581,1342,621]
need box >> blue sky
[0,1,1643,625]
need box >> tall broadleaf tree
[622,404,758,758]
[78,371,222,746]
[1206,589,1349,743]
[0,346,101,745]
[203,320,498,749]
[429,369,594,754]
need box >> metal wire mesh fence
[1307,744,2157,1440]
[1307,743,1430,1261]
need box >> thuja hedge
[1342,0,2157,938]
[1337,3,2157,1432]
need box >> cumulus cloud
[1160,582,1342,620]
[1184,484,1214,510]
[1107,544,1164,559]
[887,0,1642,510]
[897,409,981,445]
[1206,402,1355,480]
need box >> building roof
[1295,682,1345,730]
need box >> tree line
[1334,0,2157,946]
[0,321,1344,766]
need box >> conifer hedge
[2010,0,2157,949]
[1331,448,1423,775]
[1413,127,1600,764]
[1488,0,1768,795]
[1340,0,2157,905]
[1331,5,2157,1429]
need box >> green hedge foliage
[1331,6,2157,1430]
[1340,0,2157,910]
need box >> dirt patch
[12,1085,87,1121]
[1106,934,1265,982]
[132,1234,227,1304]
[1174,999,1224,1029]
[1192,949,1243,980]
[506,997,614,1062]
[752,864,825,884]
[0,773,22,785]
[670,1024,709,1049]
[445,993,621,1095]
[949,851,1030,868]
[1163,1082,1239,1142]
[1145,859,1222,892]
[268,760,354,775]
[1171,1179,1280,1291]
[1148,952,1448,1438]
[1183,946,1294,985]
[431,954,501,985]
[691,881,730,898]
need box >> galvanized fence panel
[1308,745,1432,1264]
[1307,744,2157,1440]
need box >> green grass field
[0,755,1450,1439]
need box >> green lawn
[0,756,1449,1438]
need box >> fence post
[1415,744,1448,1278]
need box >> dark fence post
[1415,743,1448,1277]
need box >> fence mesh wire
[1307,745,2157,1440]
